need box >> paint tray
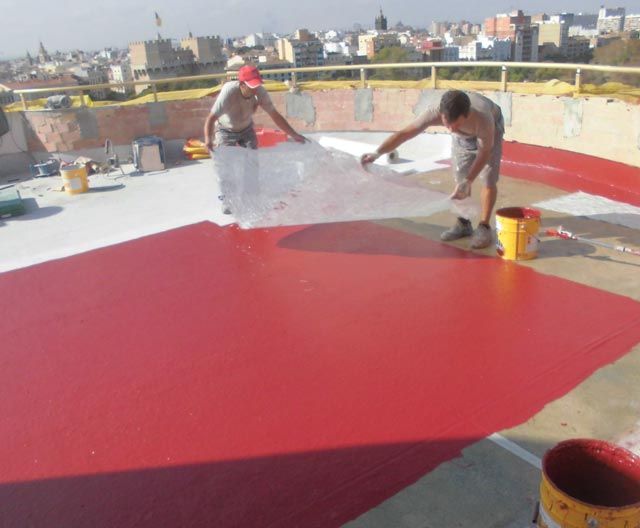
[0,187,26,218]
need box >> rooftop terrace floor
[1,133,639,527]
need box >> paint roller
[546,226,640,257]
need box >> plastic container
[0,187,26,218]
[495,207,541,260]
[256,127,287,148]
[60,164,89,195]
[538,439,640,527]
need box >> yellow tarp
[5,78,640,113]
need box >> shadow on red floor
[1,438,481,527]
[2,221,640,527]
[277,221,490,258]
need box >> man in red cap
[204,64,306,151]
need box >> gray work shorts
[214,126,258,149]
[452,111,504,187]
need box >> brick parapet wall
[15,89,640,168]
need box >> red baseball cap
[238,65,263,89]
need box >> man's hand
[450,179,471,200]
[290,132,308,143]
[360,152,380,166]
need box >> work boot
[440,218,473,241]
[470,224,493,249]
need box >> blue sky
[2,0,639,59]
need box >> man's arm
[204,113,218,150]
[265,107,306,143]
[361,111,438,165]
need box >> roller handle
[545,227,573,240]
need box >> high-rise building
[566,36,591,59]
[458,37,511,61]
[70,66,109,100]
[624,14,640,31]
[245,33,277,48]
[358,33,399,59]
[294,29,314,41]
[550,13,574,26]
[484,10,530,38]
[277,31,324,79]
[109,62,134,95]
[513,25,539,62]
[573,13,598,28]
[431,21,445,37]
[537,21,570,56]
[484,10,539,61]
[597,6,626,33]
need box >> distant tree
[370,46,414,80]
[437,66,500,82]
[459,66,501,81]
[233,45,265,54]
[590,39,640,85]
[593,39,640,66]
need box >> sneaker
[440,219,473,241]
[470,224,492,249]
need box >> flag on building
[155,12,162,27]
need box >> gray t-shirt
[411,92,503,151]
[210,81,275,132]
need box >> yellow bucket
[495,207,541,260]
[538,439,640,528]
[60,164,89,195]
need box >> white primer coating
[0,133,455,273]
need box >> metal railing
[10,61,640,110]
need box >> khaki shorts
[214,126,258,149]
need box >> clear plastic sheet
[212,142,478,228]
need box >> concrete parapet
[3,88,640,169]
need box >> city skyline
[2,0,639,59]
